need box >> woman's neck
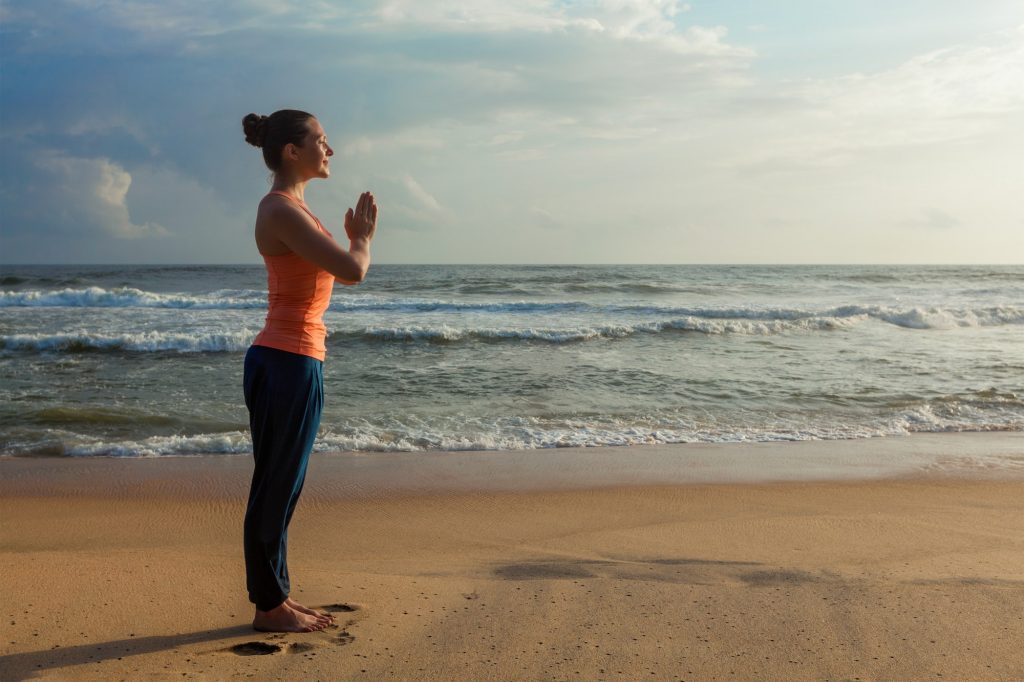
[270,173,309,204]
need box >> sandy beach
[2,433,1023,681]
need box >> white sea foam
[319,405,1020,453]
[825,304,1024,329]
[341,316,860,343]
[316,410,1022,453]
[0,287,267,309]
[335,301,1024,328]
[46,405,1022,458]
[4,288,1021,332]
[0,305,1011,355]
[67,431,252,457]
[0,330,257,353]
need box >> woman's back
[252,192,335,361]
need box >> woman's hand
[344,191,378,242]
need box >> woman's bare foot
[252,602,328,633]
[286,597,334,624]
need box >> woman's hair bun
[242,113,269,148]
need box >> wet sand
[2,433,1023,680]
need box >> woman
[241,109,377,633]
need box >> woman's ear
[283,143,299,161]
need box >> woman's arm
[262,192,377,284]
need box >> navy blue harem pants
[242,344,323,612]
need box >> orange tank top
[252,191,335,361]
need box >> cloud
[2,3,1020,264]
[33,152,167,239]
[362,1,746,59]
[489,131,525,146]
[401,174,443,212]
[370,0,572,32]
[1,0,309,52]
[904,208,962,231]
[354,0,747,62]
[3,1,755,154]
[529,206,562,230]
[723,25,1024,172]
[2,0,741,59]
[811,25,1024,135]
[341,128,447,157]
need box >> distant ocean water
[1,264,1021,457]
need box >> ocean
[0,264,1021,457]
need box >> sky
[1,1,1022,264]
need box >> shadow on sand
[0,625,255,678]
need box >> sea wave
[335,316,857,344]
[0,330,257,353]
[4,287,1021,331]
[7,403,1019,457]
[2,304,1019,354]
[0,286,268,309]
[825,304,1024,329]
[66,431,252,457]
[325,305,1021,344]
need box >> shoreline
[2,432,1023,501]
[3,432,1023,680]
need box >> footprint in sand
[228,640,331,656]
[229,641,282,656]
[323,603,361,644]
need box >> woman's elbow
[335,266,367,285]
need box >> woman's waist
[263,294,331,319]
[261,313,327,329]
[254,320,328,355]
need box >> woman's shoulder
[257,194,310,227]
[258,192,297,212]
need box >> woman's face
[294,118,334,179]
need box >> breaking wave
[8,401,1020,457]
[0,331,257,353]
[4,287,1020,331]
[0,287,268,309]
